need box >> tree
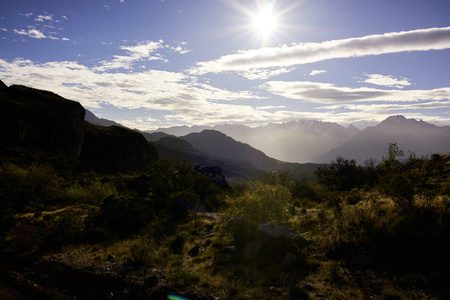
[316,156,363,191]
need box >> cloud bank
[263,81,450,103]
[192,27,450,74]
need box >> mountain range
[152,116,450,164]
[2,79,448,179]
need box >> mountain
[317,115,450,164]
[0,83,85,159]
[150,130,325,179]
[84,109,123,127]
[181,130,277,170]
[80,123,158,172]
[153,120,360,163]
[0,81,158,172]
[151,135,265,179]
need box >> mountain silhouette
[0,81,158,172]
[316,115,450,164]
[153,120,359,163]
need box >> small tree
[316,156,363,191]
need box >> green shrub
[64,180,116,205]
[0,163,62,210]
[130,235,158,266]
[229,182,291,227]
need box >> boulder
[187,245,199,257]
[243,239,263,259]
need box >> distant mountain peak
[385,115,407,122]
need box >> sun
[252,6,278,38]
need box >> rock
[188,245,199,257]
[106,255,115,261]
[243,239,263,259]
[287,205,296,216]
[256,223,310,247]
[283,252,297,266]
[303,284,315,292]
[144,274,158,287]
[106,291,114,300]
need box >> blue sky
[1,0,450,130]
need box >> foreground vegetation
[1,144,449,299]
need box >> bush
[64,179,116,205]
[220,182,291,247]
[229,182,291,227]
[0,163,62,210]
[93,195,154,236]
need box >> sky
[1,0,450,130]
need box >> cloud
[239,67,296,80]
[309,69,326,76]
[318,100,450,112]
[256,105,287,110]
[263,81,450,103]
[362,73,411,89]
[95,40,166,71]
[0,28,7,32]
[192,26,450,74]
[14,29,47,39]
[171,46,192,54]
[0,58,265,130]
[35,14,53,22]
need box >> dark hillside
[80,123,158,172]
[181,130,277,169]
[152,135,264,179]
[0,84,85,159]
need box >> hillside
[0,81,158,173]
[150,130,326,180]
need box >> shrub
[130,235,158,266]
[0,163,62,210]
[64,179,116,205]
[229,182,291,227]
[93,195,153,236]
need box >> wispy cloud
[95,40,166,71]
[0,57,264,130]
[95,40,194,71]
[239,67,296,80]
[309,70,326,76]
[362,73,411,89]
[35,14,53,22]
[14,28,47,39]
[263,81,450,103]
[192,27,450,74]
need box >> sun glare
[252,6,277,37]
